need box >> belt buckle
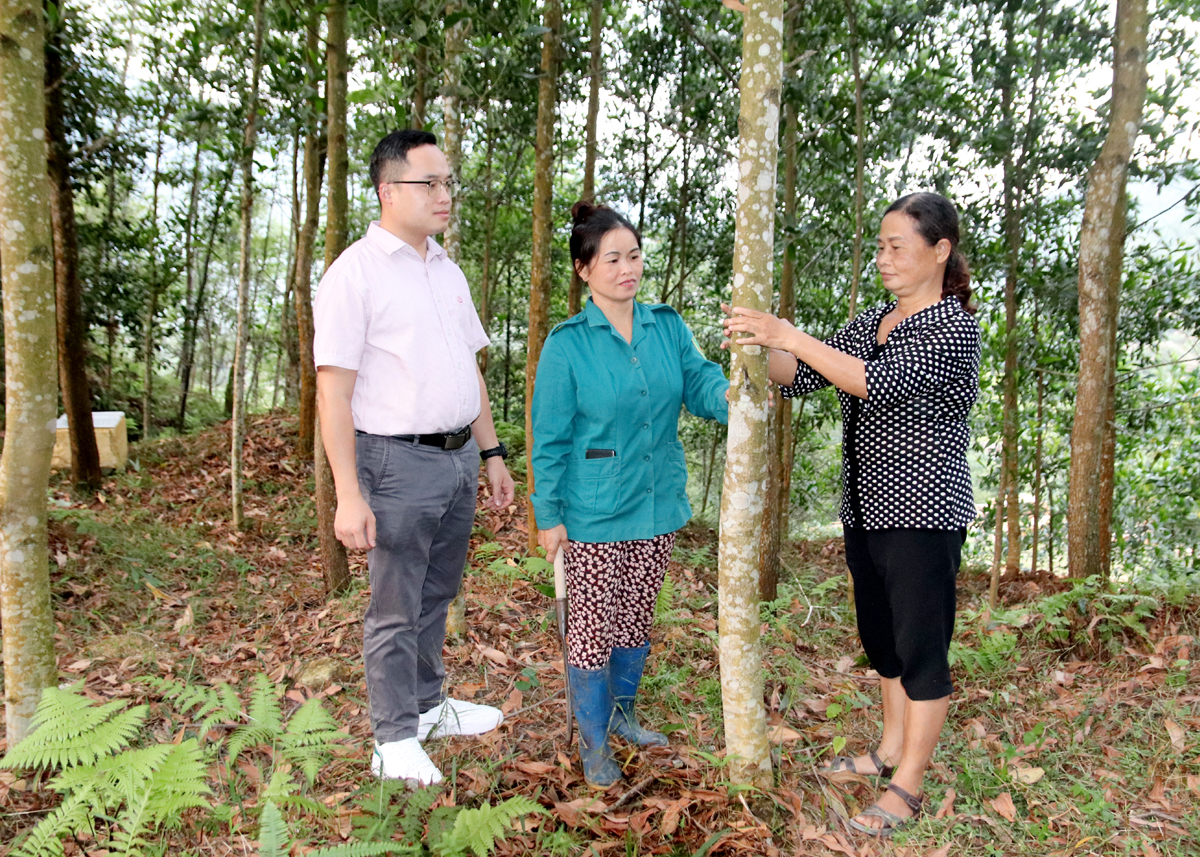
[444,429,468,451]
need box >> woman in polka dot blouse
[724,192,981,837]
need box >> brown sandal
[818,748,896,779]
[846,782,924,838]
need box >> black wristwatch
[480,442,508,461]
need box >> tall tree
[441,2,469,262]
[719,0,782,789]
[317,0,351,594]
[231,0,265,531]
[568,0,603,317]
[1067,0,1149,580]
[0,0,59,745]
[45,4,102,493]
[293,6,324,459]
[758,6,799,603]
[524,0,561,548]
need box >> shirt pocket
[661,440,689,501]
[567,455,622,517]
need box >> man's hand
[538,524,569,561]
[484,457,515,510]
[334,492,376,550]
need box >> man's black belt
[394,425,472,450]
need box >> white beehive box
[51,411,128,471]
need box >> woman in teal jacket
[531,201,729,787]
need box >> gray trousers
[355,432,479,743]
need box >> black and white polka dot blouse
[779,296,981,530]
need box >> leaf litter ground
[2,413,1199,856]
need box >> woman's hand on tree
[721,303,800,352]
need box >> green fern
[654,573,677,621]
[278,697,350,785]
[140,675,242,736]
[432,796,546,857]
[227,673,285,764]
[259,799,418,857]
[1,686,146,771]
[10,792,96,857]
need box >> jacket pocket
[567,455,621,517]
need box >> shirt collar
[584,298,657,343]
[884,295,958,333]
[366,221,445,260]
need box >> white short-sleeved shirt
[312,221,489,436]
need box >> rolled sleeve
[529,339,576,530]
[779,317,865,398]
[312,263,368,370]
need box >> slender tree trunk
[141,117,167,440]
[1031,305,1044,574]
[477,133,496,373]
[412,43,428,128]
[281,129,301,409]
[45,19,101,492]
[843,0,864,321]
[441,4,469,262]
[1000,12,1023,576]
[525,0,561,549]
[294,10,326,459]
[179,167,232,431]
[1067,0,1148,580]
[989,464,1007,608]
[318,0,351,594]
[759,33,798,603]
[1047,482,1054,577]
[0,0,59,745]
[569,0,604,317]
[231,0,264,532]
[719,0,782,788]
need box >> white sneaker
[371,737,443,786]
[417,697,504,741]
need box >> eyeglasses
[385,178,460,199]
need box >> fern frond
[1,688,145,772]
[140,676,243,734]
[228,674,284,764]
[280,698,349,784]
[11,790,97,857]
[433,796,546,857]
[258,800,291,857]
[263,764,298,803]
[305,843,421,857]
[273,792,329,818]
[398,780,441,844]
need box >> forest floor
[2,412,1199,857]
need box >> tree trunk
[294,9,325,460]
[988,464,1007,609]
[0,0,59,745]
[843,0,864,321]
[719,0,782,789]
[1031,302,1044,573]
[525,0,561,550]
[1000,12,1022,576]
[231,0,264,532]
[569,0,604,317]
[1067,0,1148,580]
[441,4,469,263]
[412,43,428,128]
[141,117,167,440]
[318,0,351,594]
[45,19,101,492]
[477,133,496,373]
[759,33,798,604]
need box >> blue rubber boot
[567,664,622,788]
[609,644,669,747]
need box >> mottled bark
[441,4,468,263]
[294,10,325,459]
[719,0,782,788]
[525,0,561,549]
[1067,0,1148,580]
[0,0,59,745]
[45,21,101,492]
[412,43,428,129]
[759,49,798,603]
[319,0,350,594]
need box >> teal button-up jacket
[530,299,729,543]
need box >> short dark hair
[569,200,641,271]
[370,129,438,194]
[884,192,975,314]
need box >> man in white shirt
[314,129,515,786]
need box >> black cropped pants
[843,526,965,701]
